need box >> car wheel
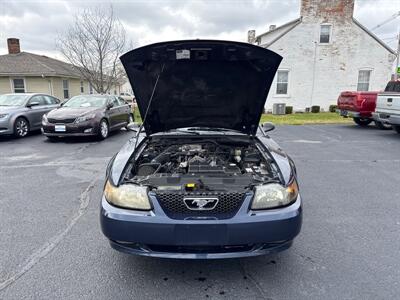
[374,121,391,130]
[393,125,400,134]
[98,119,109,140]
[46,136,59,142]
[353,117,372,127]
[13,117,29,138]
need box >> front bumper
[372,112,400,126]
[100,193,302,259]
[0,118,13,135]
[42,121,99,137]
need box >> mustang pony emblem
[183,197,219,210]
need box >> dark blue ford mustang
[100,40,302,259]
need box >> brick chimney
[7,38,21,54]
[300,0,354,22]
[247,30,256,44]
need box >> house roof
[0,51,82,78]
[256,17,396,55]
[256,18,302,47]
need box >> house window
[320,24,331,43]
[80,81,84,93]
[89,83,94,94]
[357,70,371,91]
[276,70,289,95]
[62,80,69,99]
[13,78,25,93]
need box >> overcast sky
[0,0,399,60]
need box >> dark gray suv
[0,93,60,138]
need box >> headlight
[42,114,48,124]
[251,181,299,210]
[75,113,96,123]
[104,180,151,210]
[0,114,9,119]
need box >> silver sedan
[0,93,60,138]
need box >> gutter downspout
[395,29,400,80]
[310,41,318,109]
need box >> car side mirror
[107,103,114,109]
[261,122,275,133]
[27,101,40,108]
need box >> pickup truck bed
[337,91,390,129]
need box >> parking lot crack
[0,176,100,292]
[238,261,271,300]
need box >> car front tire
[13,117,30,138]
[353,117,372,127]
[98,119,109,140]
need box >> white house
[248,0,397,111]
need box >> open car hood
[120,40,282,135]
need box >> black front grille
[155,192,246,220]
[48,118,76,124]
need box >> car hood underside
[120,40,282,135]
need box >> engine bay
[124,138,281,192]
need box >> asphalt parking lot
[1,124,400,300]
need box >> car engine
[124,138,280,191]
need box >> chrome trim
[183,197,219,211]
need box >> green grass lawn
[133,108,142,123]
[260,112,352,125]
[133,109,350,126]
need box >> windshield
[384,81,400,93]
[63,96,107,108]
[0,94,28,106]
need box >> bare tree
[56,5,126,94]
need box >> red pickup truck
[337,91,391,129]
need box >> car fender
[10,111,30,128]
[256,135,295,185]
[108,133,146,185]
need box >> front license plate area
[340,110,348,117]
[175,225,227,245]
[55,125,66,132]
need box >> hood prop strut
[132,63,165,159]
